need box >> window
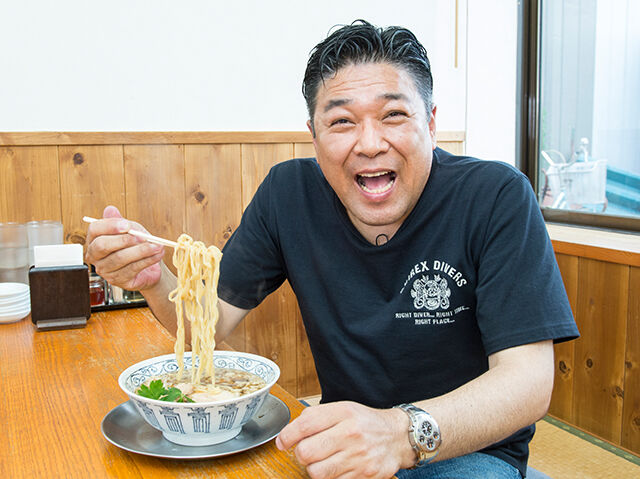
[518,0,640,231]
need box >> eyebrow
[322,93,410,113]
[379,93,410,102]
[323,98,352,113]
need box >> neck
[348,216,401,245]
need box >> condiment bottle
[89,266,106,307]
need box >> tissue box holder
[29,265,91,331]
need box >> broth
[145,367,266,403]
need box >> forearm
[139,261,182,338]
[397,340,554,466]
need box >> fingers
[305,450,355,479]
[85,218,131,253]
[85,207,152,265]
[292,424,345,466]
[295,430,392,479]
[102,249,165,290]
[102,205,123,219]
[277,403,405,479]
[97,241,164,277]
[86,228,141,264]
[83,207,164,290]
[276,403,343,450]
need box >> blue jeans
[395,452,521,479]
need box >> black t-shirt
[218,147,579,476]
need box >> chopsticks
[82,216,178,248]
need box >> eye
[385,111,408,119]
[330,118,351,126]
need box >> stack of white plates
[0,282,31,323]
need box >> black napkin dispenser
[29,265,91,331]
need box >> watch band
[394,403,442,468]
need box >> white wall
[465,0,518,165]
[0,0,517,164]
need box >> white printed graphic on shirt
[411,275,450,310]
[396,259,470,326]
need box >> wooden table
[0,308,309,478]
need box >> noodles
[168,233,223,386]
[140,234,265,403]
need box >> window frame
[516,0,640,233]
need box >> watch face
[418,420,439,451]
[420,420,432,436]
[425,437,436,451]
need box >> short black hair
[302,19,433,131]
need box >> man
[86,20,578,479]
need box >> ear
[428,105,437,150]
[307,120,317,146]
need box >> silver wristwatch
[394,403,442,468]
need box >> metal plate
[101,394,290,459]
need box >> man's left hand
[275,401,415,479]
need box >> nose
[353,119,389,158]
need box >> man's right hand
[84,205,166,292]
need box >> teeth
[359,177,395,194]
[359,171,391,177]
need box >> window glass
[538,0,639,220]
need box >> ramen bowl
[118,350,280,446]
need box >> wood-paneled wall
[0,131,464,400]
[550,253,640,455]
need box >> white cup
[0,223,29,284]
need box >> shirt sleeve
[217,171,287,310]
[474,173,579,355]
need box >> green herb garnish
[137,379,194,403]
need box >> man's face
[310,62,436,239]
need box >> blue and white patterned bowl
[118,350,280,446]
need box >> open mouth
[356,171,397,194]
